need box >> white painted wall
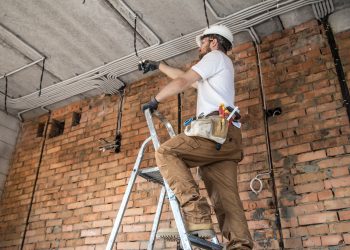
[0,110,20,198]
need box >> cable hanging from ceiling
[38,57,46,97]
[203,0,210,28]
[133,14,142,62]
[4,75,8,114]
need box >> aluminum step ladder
[105,109,223,250]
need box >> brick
[117,242,140,249]
[329,221,350,233]
[247,220,271,230]
[306,224,329,235]
[321,234,343,246]
[294,181,325,194]
[92,219,112,228]
[303,236,321,247]
[124,208,143,216]
[126,232,150,241]
[293,203,324,216]
[338,210,350,220]
[318,155,350,169]
[331,166,349,177]
[122,224,145,233]
[326,146,345,156]
[344,234,350,245]
[279,143,311,156]
[317,190,333,201]
[324,176,350,189]
[298,212,338,225]
[334,187,350,198]
[297,193,318,204]
[84,236,105,245]
[294,172,325,185]
[284,237,302,249]
[296,150,327,163]
[324,198,350,210]
[92,204,112,212]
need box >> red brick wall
[0,19,349,249]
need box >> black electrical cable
[4,75,8,114]
[322,17,350,122]
[38,57,46,97]
[203,0,210,28]
[20,113,50,250]
[253,42,285,249]
[133,15,139,58]
[115,86,125,153]
[177,93,181,134]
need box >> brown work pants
[155,125,253,249]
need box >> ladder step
[138,167,164,185]
[157,229,223,250]
[187,234,223,250]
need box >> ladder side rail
[147,187,166,250]
[152,110,176,137]
[144,109,193,250]
[105,136,152,250]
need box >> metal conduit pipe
[207,0,296,21]
[1,0,327,117]
[0,57,45,81]
[228,0,324,31]
[12,82,97,109]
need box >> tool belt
[184,116,229,144]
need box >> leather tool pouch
[184,116,229,144]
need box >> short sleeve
[191,51,221,80]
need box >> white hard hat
[196,25,233,47]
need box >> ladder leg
[164,181,192,250]
[147,187,166,250]
[105,137,152,250]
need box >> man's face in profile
[198,37,212,60]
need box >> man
[140,25,253,249]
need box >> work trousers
[155,125,253,249]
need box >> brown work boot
[157,223,215,241]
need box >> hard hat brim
[195,35,202,47]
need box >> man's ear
[210,38,219,49]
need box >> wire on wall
[322,17,350,122]
[20,113,51,249]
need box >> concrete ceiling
[0,0,347,120]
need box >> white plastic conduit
[1,0,327,118]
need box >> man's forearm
[159,63,185,79]
[155,77,189,102]
[155,69,201,103]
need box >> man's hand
[142,97,159,113]
[138,60,160,74]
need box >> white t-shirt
[191,50,234,117]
